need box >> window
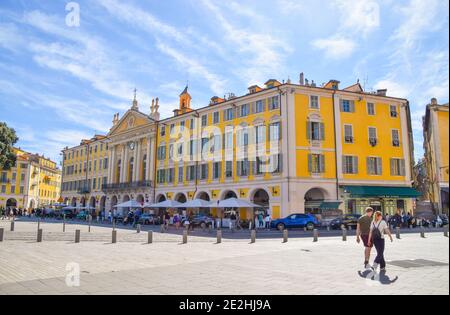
[157,169,166,184]
[169,144,174,160]
[1,185,5,193]
[237,159,250,176]
[343,156,358,174]
[10,186,15,194]
[180,121,185,130]
[390,105,398,118]
[95,145,98,153]
[178,166,184,183]
[93,178,97,190]
[170,124,175,134]
[20,186,24,194]
[310,95,319,109]
[271,154,282,174]
[367,103,375,115]
[187,165,196,181]
[340,99,355,113]
[200,164,208,180]
[201,115,208,127]
[253,158,264,176]
[308,154,325,174]
[104,157,108,169]
[224,108,234,121]
[12,173,16,181]
[307,121,325,141]
[225,161,233,178]
[213,112,220,124]
[255,125,266,145]
[213,162,221,179]
[239,104,250,117]
[392,130,400,147]
[99,159,102,170]
[160,126,166,137]
[269,96,279,110]
[157,146,166,160]
[367,157,382,175]
[344,125,353,143]
[142,155,147,180]
[167,168,175,183]
[390,159,406,176]
[255,100,264,113]
[369,127,377,146]
[93,160,97,171]
[269,122,281,142]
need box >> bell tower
[179,86,192,114]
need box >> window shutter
[236,161,241,176]
[306,122,311,140]
[223,109,228,121]
[320,155,325,173]
[308,154,312,173]
[342,157,347,174]
[320,123,325,141]
[353,156,358,174]
[390,159,395,176]
[350,101,355,113]
[400,159,406,176]
[367,157,372,175]
[251,102,255,114]
[339,100,344,112]
[377,157,382,175]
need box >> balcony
[102,180,153,193]
[77,187,91,194]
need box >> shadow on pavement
[358,270,399,285]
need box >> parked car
[191,215,214,228]
[76,211,88,220]
[138,214,157,225]
[329,214,361,230]
[270,214,320,230]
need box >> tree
[0,122,19,170]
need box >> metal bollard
[37,229,43,243]
[283,229,288,243]
[75,229,81,243]
[420,226,425,238]
[10,219,15,232]
[88,216,92,233]
[342,228,347,241]
[147,231,153,244]
[136,224,141,234]
[409,225,413,229]
[112,220,116,231]
[37,218,41,231]
[63,215,66,233]
[396,227,401,239]
[444,225,448,237]
[217,230,222,244]
[0,228,4,242]
[327,225,330,232]
[251,230,256,243]
[112,230,117,243]
[208,224,212,234]
[313,229,319,242]
[182,230,188,244]
[303,227,307,232]
[348,225,352,231]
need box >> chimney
[431,98,438,105]
[376,89,387,96]
[311,80,316,88]
[299,72,305,85]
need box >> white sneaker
[371,263,379,271]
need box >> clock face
[129,142,135,150]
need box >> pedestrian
[173,214,180,230]
[230,212,237,231]
[164,212,171,230]
[265,213,272,230]
[368,211,393,272]
[258,213,264,228]
[357,207,374,269]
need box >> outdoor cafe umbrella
[208,198,261,209]
[173,199,211,208]
[144,200,182,208]
[113,200,144,208]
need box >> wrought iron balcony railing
[102,180,153,192]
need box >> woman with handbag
[368,211,393,272]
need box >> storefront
[342,186,421,215]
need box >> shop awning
[319,202,342,210]
[343,186,421,198]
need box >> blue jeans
[373,238,386,269]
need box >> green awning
[343,186,421,198]
[319,202,342,210]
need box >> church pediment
[108,110,153,137]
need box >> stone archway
[174,193,187,203]
[80,197,86,207]
[110,195,118,209]
[71,197,77,207]
[6,198,17,209]
[252,189,270,208]
[100,196,107,212]
[89,197,96,214]
[304,187,327,214]
[221,190,238,200]
[29,199,36,209]
[196,191,210,201]
[156,194,166,203]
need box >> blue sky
[0,0,448,165]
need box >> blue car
[271,213,319,231]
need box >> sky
[0,0,448,165]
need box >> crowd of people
[0,207,48,220]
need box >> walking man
[357,207,374,269]
[368,211,394,272]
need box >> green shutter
[400,159,406,176]
[350,100,355,113]
[320,155,325,173]
[320,123,325,141]
[308,154,312,173]
[339,100,344,112]
[306,121,311,140]
[390,159,395,176]
[354,156,359,174]
[377,157,382,175]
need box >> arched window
[142,154,147,181]
[129,157,134,182]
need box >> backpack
[372,221,383,241]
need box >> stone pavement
[0,221,448,295]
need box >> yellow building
[423,99,449,214]
[61,135,109,211]
[0,148,61,209]
[61,75,419,218]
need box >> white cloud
[334,0,380,36]
[311,37,357,59]
[373,79,411,98]
[0,23,25,52]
